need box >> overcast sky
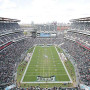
[0,0,90,24]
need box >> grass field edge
[21,81,72,83]
[21,45,73,84]
[55,46,73,83]
[20,46,36,83]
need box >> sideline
[21,81,72,83]
[55,47,73,83]
[21,45,72,84]
[20,46,36,83]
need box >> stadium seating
[0,20,35,89]
[71,21,90,31]
[65,31,90,47]
[60,22,90,86]
[0,38,34,85]
[61,38,90,86]
[10,86,78,90]
[0,17,90,89]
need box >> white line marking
[21,81,71,83]
[20,46,36,83]
[23,74,68,76]
[55,47,73,83]
[21,46,72,84]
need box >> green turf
[64,60,76,82]
[23,46,70,82]
[56,47,63,53]
[17,61,28,82]
[27,47,34,54]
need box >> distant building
[35,23,57,37]
[57,23,70,31]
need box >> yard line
[21,46,73,83]
[28,67,64,68]
[25,74,68,76]
[21,81,72,84]
[43,47,44,77]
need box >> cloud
[0,0,90,23]
[0,0,16,9]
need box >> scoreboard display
[37,33,56,37]
[40,33,50,37]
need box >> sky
[0,0,90,24]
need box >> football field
[21,46,72,83]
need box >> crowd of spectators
[34,34,64,45]
[0,21,35,89]
[65,31,90,47]
[10,86,78,90]
[0,23,20,33]
[0,32,24,45]
[0,20,90,89]
[63,21,90,86]
[71,22,90,31]
[0,37,34,86]
[61,38,90,86]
